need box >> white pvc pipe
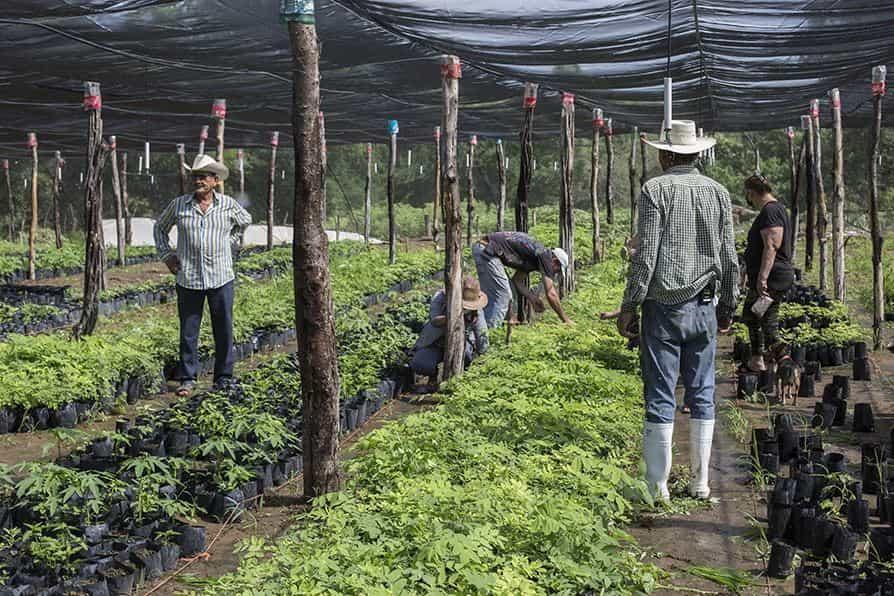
[663,77,673,134]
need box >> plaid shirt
[621,166,738,317]
[154,192,252,290]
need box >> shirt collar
[192,191,220,207]
[665,165,700,175]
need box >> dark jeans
[410,340,475,378]
[741,287,783,356]
[176,281,235,383]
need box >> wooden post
[121,152,131,245]
[639,132,648,188]
[237,148,245,195]
[803,114,816,271]
[440,54,465,381]
[198,125,209,156]
[515,82,537,322]
[364,142,372,245]
[319,111,327,222]
[786,127,798,257]
[829,88,846,302]
[26,132,38,279]
[869,66,886,350]
[495,138,507,231]
[51,151,63,249]
[466,135,477,246]
[432,127,442,248]
[628,126,638,237]
[284,5,342,497]
[335,214,340,241]
[387,120,398,264]
[810,99,829,291]
[212,99,226,194]
[791,134,806,261]
[590,108,603,262]
[604,118,615,225]
[268,132,279,250]
[74,81,110,339]
[177,144,188,196]
[558,92,575,296]
[109,137,126,266]
[2,160,13,242]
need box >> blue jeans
[176,281,235,383]
[410,341,475,377]
[640,297,717,423]
[472,243,511,328]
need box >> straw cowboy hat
[643,120,715,155]
[462,277,489,311]
[185,154,229,181]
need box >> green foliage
[206,255,660,595]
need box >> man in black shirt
[741,174,795,372]
[472,231,572,328]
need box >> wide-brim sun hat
[643,120,716,155]
[462,277,489,311]
[185,154,229,181]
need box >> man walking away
[617,120,738,501]
[154,154,252,396]
[473,231,572,328]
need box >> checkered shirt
[621,165,739,317]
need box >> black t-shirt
[744,200,794,291]
[485,231,555,277]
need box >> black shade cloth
[1,1,893,157]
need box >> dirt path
[16,261,171,297]
[630,359,771,595]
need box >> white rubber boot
[689,418,715,499]
[643,421,674,501]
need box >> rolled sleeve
[621,188,661,312]
[154,198,178,262]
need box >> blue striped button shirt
[154,192,252,290]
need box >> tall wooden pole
[590,109,603,263]
[387,120,398,264]
[109,137,125,266]
[515,82,537,322]
[51,151,63,249]
[604,119,615,225]
[74,82,110,339]
[198,125,209,156]
[869,66,886,350]
[2,160,13,242]
[440,54,464,381]
[558,93,575,296]
[433,128,442,247]
[176,143,187,196]
[466,135,477,246]
[829,88,846,302]
[639,132,648,189]
[628,126,638,237]
[811,99,829,291]
[803,114,816,271]
[495,138,506,232]
[319,111,328,223]
[284,5,341,497]
[26,133,38,279]
[121,152,131,245]
[212,99,226,194]
[786,127,798,257]
[268,132,279,250]
[363,142,372,245]
[792,135,806,262]
[237,148,245,195]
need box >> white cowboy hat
[185,154,229,181]
[643,120,715,155]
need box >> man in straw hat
[410,276,490,386]
[154,154,252,396]
[617,120,738,501]
[473,231,572,328]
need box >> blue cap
[387,120,399,135]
